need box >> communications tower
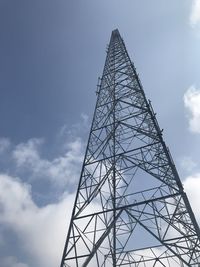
[60,29,200,266]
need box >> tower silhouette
[60,29,200,266]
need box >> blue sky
[1,1,200,266]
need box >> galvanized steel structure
[60,29,200,266]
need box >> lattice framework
[60,29,200,267]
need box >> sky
[0,0,200,266]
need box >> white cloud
[12,138,44,167]
[80,112,89,125]
[179,156,197,172]
[184,173,200,222]
[12,137,84,188]
[0,137,10,154]
[184,86,200,133]
[190,0,200,27]
[58,113,89,147]
[0,173,104,267]
[0,174,75,267]
[0,121,91,266]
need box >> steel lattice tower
[60,29,200,267]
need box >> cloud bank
[0,118,88,267]
[0,173,75,267]
[12,137,84,188]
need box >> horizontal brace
[74,192,181,220]
[85,141,159,166]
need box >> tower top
[111,28,120,37]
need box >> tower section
[60,29,200,267]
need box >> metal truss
[60,29,200,267]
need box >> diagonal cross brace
[82,209,123,267]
